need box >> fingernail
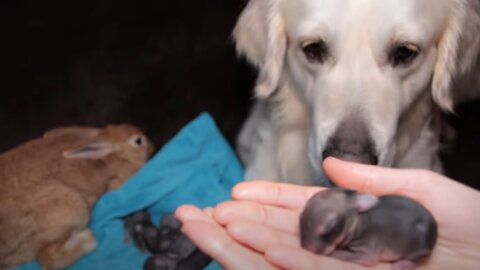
[325,156,341,162]
[175,205,200,221]
[232,185,252,199]
[265,246,287,261]
[226,222,245,238]
[203,207,214,217]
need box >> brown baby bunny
[0,124,154,270]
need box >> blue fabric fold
[16,112,244,270]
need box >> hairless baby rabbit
[124,211,212,270]
[300,188,437,270]
[0,124,153,270]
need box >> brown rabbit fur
[0,124,154,270]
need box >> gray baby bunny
[300,188,437,270]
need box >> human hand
[175,205,281,270]
[176,157,480,269]
[175,193,380,270]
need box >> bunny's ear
[63,142,113,159]
[44,126,99,139]
[349,193,379,213]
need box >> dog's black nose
[321,116,378,165]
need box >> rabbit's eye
[134,136,143,145]
[130,135,145,147]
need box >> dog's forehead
[282,0,449,44]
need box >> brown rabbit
[0,124,154,270]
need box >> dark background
[1,0,479,189]
[0,0,254,149]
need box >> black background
[1,0,479,189]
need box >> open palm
[176,158,480,270]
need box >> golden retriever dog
[235,0,480,185]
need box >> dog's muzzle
[321,117,378,165]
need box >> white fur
[64,229,97,253]
[235,0,480,185]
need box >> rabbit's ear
[348,193,379,213]
[44,127,99,139]
[63,142,113,159]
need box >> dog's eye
[302,41,328,63]
[390,44,419,66]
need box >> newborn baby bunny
[124,211,212,270]
[300,188,437,270]
[0,124,153,270]
[124,211,161,253]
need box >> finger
[323,157,435,201]
[203,207,214,217]
[214,200,300,235]
[323,158,480,230]
[176,205,278,269]
[175,205,216,224]
[232,181,323,210]
[182,220,277,270]
[226,221,300,253]
[265,245,389,270]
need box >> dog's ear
[432,0,480,111]
[233,0,286,98]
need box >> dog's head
[234,0,480,167]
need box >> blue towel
[16,113,244,270]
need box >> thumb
[322,157,434,200]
